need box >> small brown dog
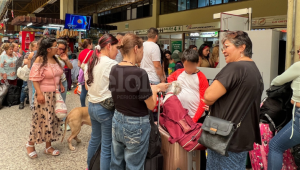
[61,107,91,151]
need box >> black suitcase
[89,146,101,170]
[144,154,164,170]
[3,84,21,107]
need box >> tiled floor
[0,91,91,170]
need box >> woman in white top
[84,34,118,170]
[268,48,300,169]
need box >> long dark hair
[163,51,172,74]
[37,37,61,69]
[86,34,118,86]
[198,43,210,59]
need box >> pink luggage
[249,123,297,170]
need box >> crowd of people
[0,27,299,170]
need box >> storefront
[182,22,220,49]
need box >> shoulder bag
[81,50,92,71]
[198,99,255,157]
[0,80,9,109]
[50,66,68,119]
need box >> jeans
[80,84,88,107]
[268,106,300,170]
[59,80,67,102]
[87,102,114,170]
[110,111,151,170]
[20,81,28,103]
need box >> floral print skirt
[29,92,63,144]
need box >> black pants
[198,113,208,170]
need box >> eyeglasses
[49,44,58,49]
[58,48,66,51]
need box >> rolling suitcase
[159,125,201,170]
[249,123,297,170]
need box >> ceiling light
[48,24,64,27]
[47,0,57,4]
[27,23,32,26]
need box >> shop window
[127,7,131,20]
[132,7,137,19]
[210,0,222,5]
[187,0,198,9]
[198,0,209,7]
[160,0,178,15]
[178,0,187,11]
[224,0,238,2]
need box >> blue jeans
[20,81,28,103]
[268,106,300,170]
[59,80,67,102]
[110,111,151,170]
[80,84,88,107]
[87,102,114,170]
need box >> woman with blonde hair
[210,44,219,68]
[0,43,18,85]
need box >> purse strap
[82,50,92,63]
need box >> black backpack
[260,82,293,131]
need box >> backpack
[159,95,206,152]
[260,82,293,131]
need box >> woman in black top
[109,33,169,170]
[203,31,264,170]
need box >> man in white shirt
[140,28,165,84]
[115,33,125,63]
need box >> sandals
[44,146,60,156]
[25,142,38,159]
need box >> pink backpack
[159,95,206,152]
[249,123,297,170]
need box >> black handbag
[0,81,9,109]
[99,97,115,111]
[198,100,254,157]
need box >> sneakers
[19,102,25,109]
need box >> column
[152,0,159,28]
[60,0,74,20]
[93,13,98,24]
[286,0,300,69]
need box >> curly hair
[36,37,61,70]
[0,43,14,54]
[86,34,118,86]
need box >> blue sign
[64,13,91,30]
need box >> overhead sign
[183,22,220,31]
[252,15,287,27]
[134,29,148,35]
[199,31,219,38]
[157,26,183,33]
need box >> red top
[78,49,93,64]
[167,68,208,123]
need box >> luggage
[88,145,101,170]
[159,125,201,170]
[249,123,297,170]
[146,110,161,159]
[159,95,206,152]
[0,81,9,109]
[144,154,164,170]
[292,144,300,168]
[3,83,21,107]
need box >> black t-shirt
[211,61,264,152]
[109,65,153,117]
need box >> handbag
[198,100,254,157]
[0,80,9,109]
[50,66,68,119]
[99,97,115,111]
[81,50,92,71]
[17,65,30,81]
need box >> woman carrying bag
[25,37,65,158]
[201,31,264,169]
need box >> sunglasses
[297,50,300,53]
